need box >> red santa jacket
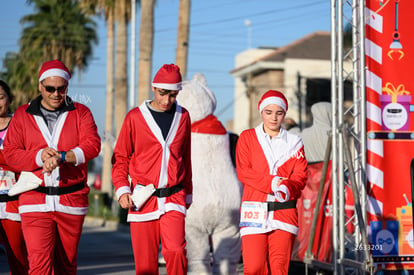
[236,125,307,236]
[3,96,101,215]
[0,126,20,221]
[112,101,192,222]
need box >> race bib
[240,201,268,229]
[0,169,16,195]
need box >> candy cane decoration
[365,6,385,224]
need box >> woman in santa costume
[3,60,101,274]
[0,80,28,274]
[236,90,307,275]
[112,64,192,275]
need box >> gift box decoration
[380,82,411,131]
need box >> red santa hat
[38,60,71,82]
[152,64,182,91]
[258,90,288,113]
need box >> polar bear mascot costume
[177,73,242,275]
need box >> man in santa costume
[236,90,307,275]
[3,60,101,274]
[112,64,192,275]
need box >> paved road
[1,218,311,274]
[76,222,137,275]
[0,218,241,275]
[1,218,158,275]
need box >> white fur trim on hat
[39,68,71,82]
[259,97,287,113]
[152,82,182,91]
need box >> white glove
[8,171,42,196]
[131,184,156,210]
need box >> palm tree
[137,0,155,105]
[175,0,191,79]
[1,0,98,107]
[78,0,116,195]
[79,0,130,137]
[114,0,130,136]
[21,0,97,73]
[1,52,34,111]
[103,8,115,195]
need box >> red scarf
[191,114,227,135]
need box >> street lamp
[244,19,252,49]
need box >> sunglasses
[41,83,67,93]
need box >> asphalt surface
[0,217,315,274]
[0,217,241,275]
[1,218,137,275]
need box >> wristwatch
[60,151,66,163]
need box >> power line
[157,0,326,32]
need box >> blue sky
[0,0,331,136]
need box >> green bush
[87,190,117,220]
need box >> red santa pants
[242,229,295,275]
[0,219,29,274]
[130,210,188,275]
[20,212,85,275]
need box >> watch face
[382,102,408,130]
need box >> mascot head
[177,73,217,123]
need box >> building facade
[231,31,352,134]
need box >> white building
[230,31,353,134]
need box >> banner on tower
[366,0,414,270]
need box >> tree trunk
[175,0,191,79]
[137,0,155,105]
[101,10,115,195]
[114,0,128,137]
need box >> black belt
[0,194,19,202]
[267,200,297,211]
[34,182,85,196]
[153,182,184,198]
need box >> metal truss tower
[331,0,373,274]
